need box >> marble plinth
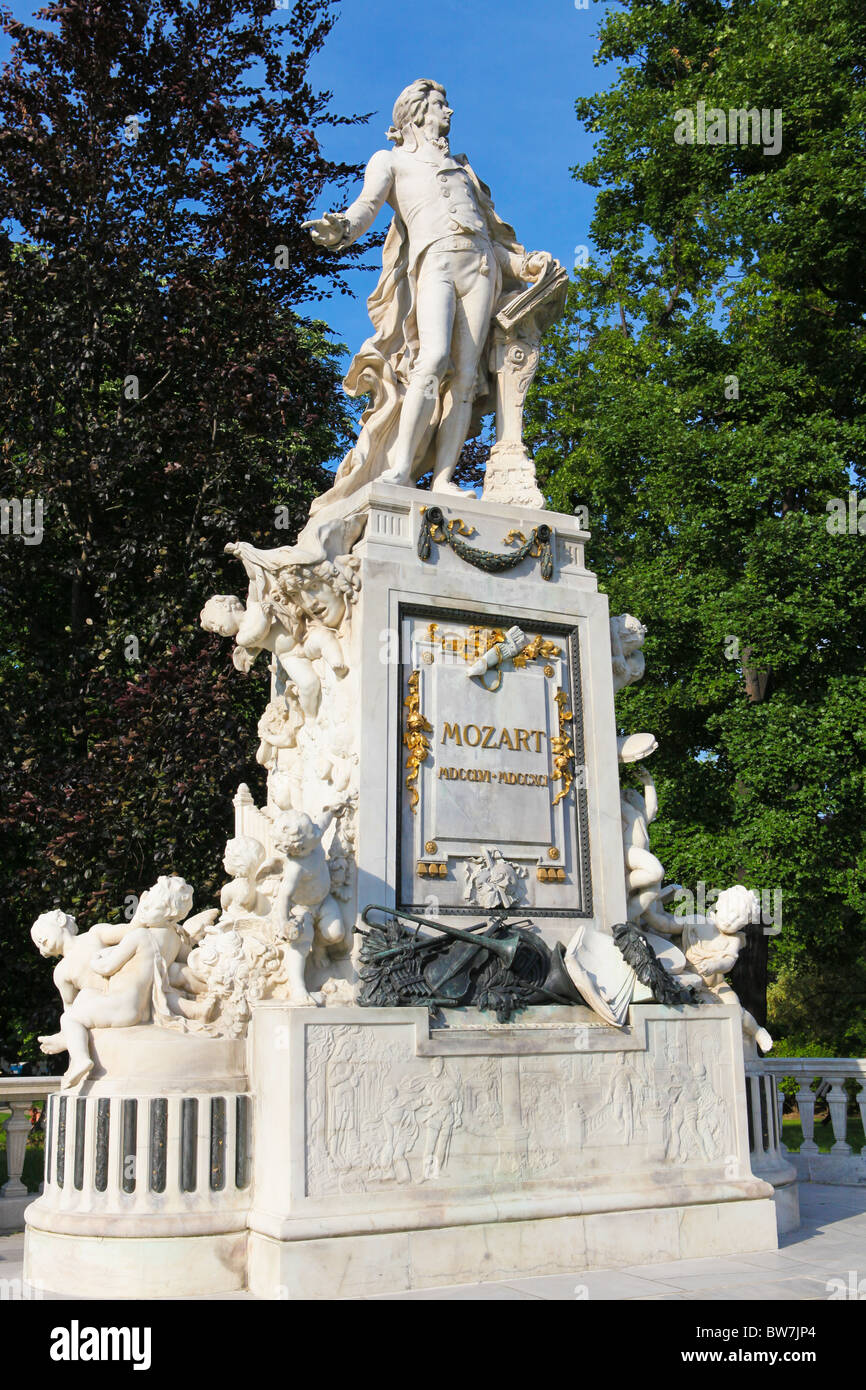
[24,1029,251,1297]
[246,999,777,1299]
[302,482,622,953]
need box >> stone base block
[247,1000,778,1298]
[248,1197,778,1299]
[791,1151,866,1186]
[24,1226,247,1299]
[0,1193,34,1235]
[772,1179,801,1235]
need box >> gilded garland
[417,506,554,580]
[403,670,433,813]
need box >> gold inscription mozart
[441,723,547,752]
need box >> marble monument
[23,80,780,1299]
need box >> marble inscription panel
[397,608,591,916]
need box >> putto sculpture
[302,78,567,509]
[31,877,218,1086]
[681,885,773,1053]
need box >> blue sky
[0,0,616,363]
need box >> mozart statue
[303,79,567,511]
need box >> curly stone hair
[387,79,447,145]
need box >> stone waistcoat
[391,152,490,265]
[342,147,495,270]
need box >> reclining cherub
[201,587,347,720]
[32,876,217,1087]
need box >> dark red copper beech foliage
[0,0,369,1060]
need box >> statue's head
[257,699,299,751]
[137,875,194,928]
[272,810,317,858]
[711,885,760,935]
[200,594,245,638]
[269,770,294,811]
[285,562,346,629]
[613,613,647,653]
[388,79,451,149]
[31,909,76,957]
[223,835,265,880]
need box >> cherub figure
[200,591,346,719]
[32,877,217,1087]
[620,765,681,936]
[219,835,279,926]
[610,613,647,694]
[271,803,351,998]
[256,699,303,768]
[681,885,773,1052]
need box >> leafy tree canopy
[527,0,866,1053]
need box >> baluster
[750,1075,765,1159]
[827,1078,852,1156]
[761,1075,773,1152]
[1,1099,33,1197]
[796,1077,818,1155]
[857,1083,866,1157]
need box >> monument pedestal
[24,1029,251,1298]
[22,487,783,1299]
[317,481,622,953]
[246,1000,777,1299]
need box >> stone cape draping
[308,158,529,517]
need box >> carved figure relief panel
[397,605,592,918]
[304,1019,734,1200]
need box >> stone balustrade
[0,1078,60,1233]
[758,1057,866,1186]
[743,1059,799,1232]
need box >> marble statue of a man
[303,78,557,507]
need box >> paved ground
[2,1183,864,1300]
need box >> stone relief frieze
[304,1018,734,1200]
[306,1025,465,1195]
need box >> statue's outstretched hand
[522,250,552,283]
[302,212,349,249]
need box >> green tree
[527,0,866,1053]
[0,0,366,1062]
